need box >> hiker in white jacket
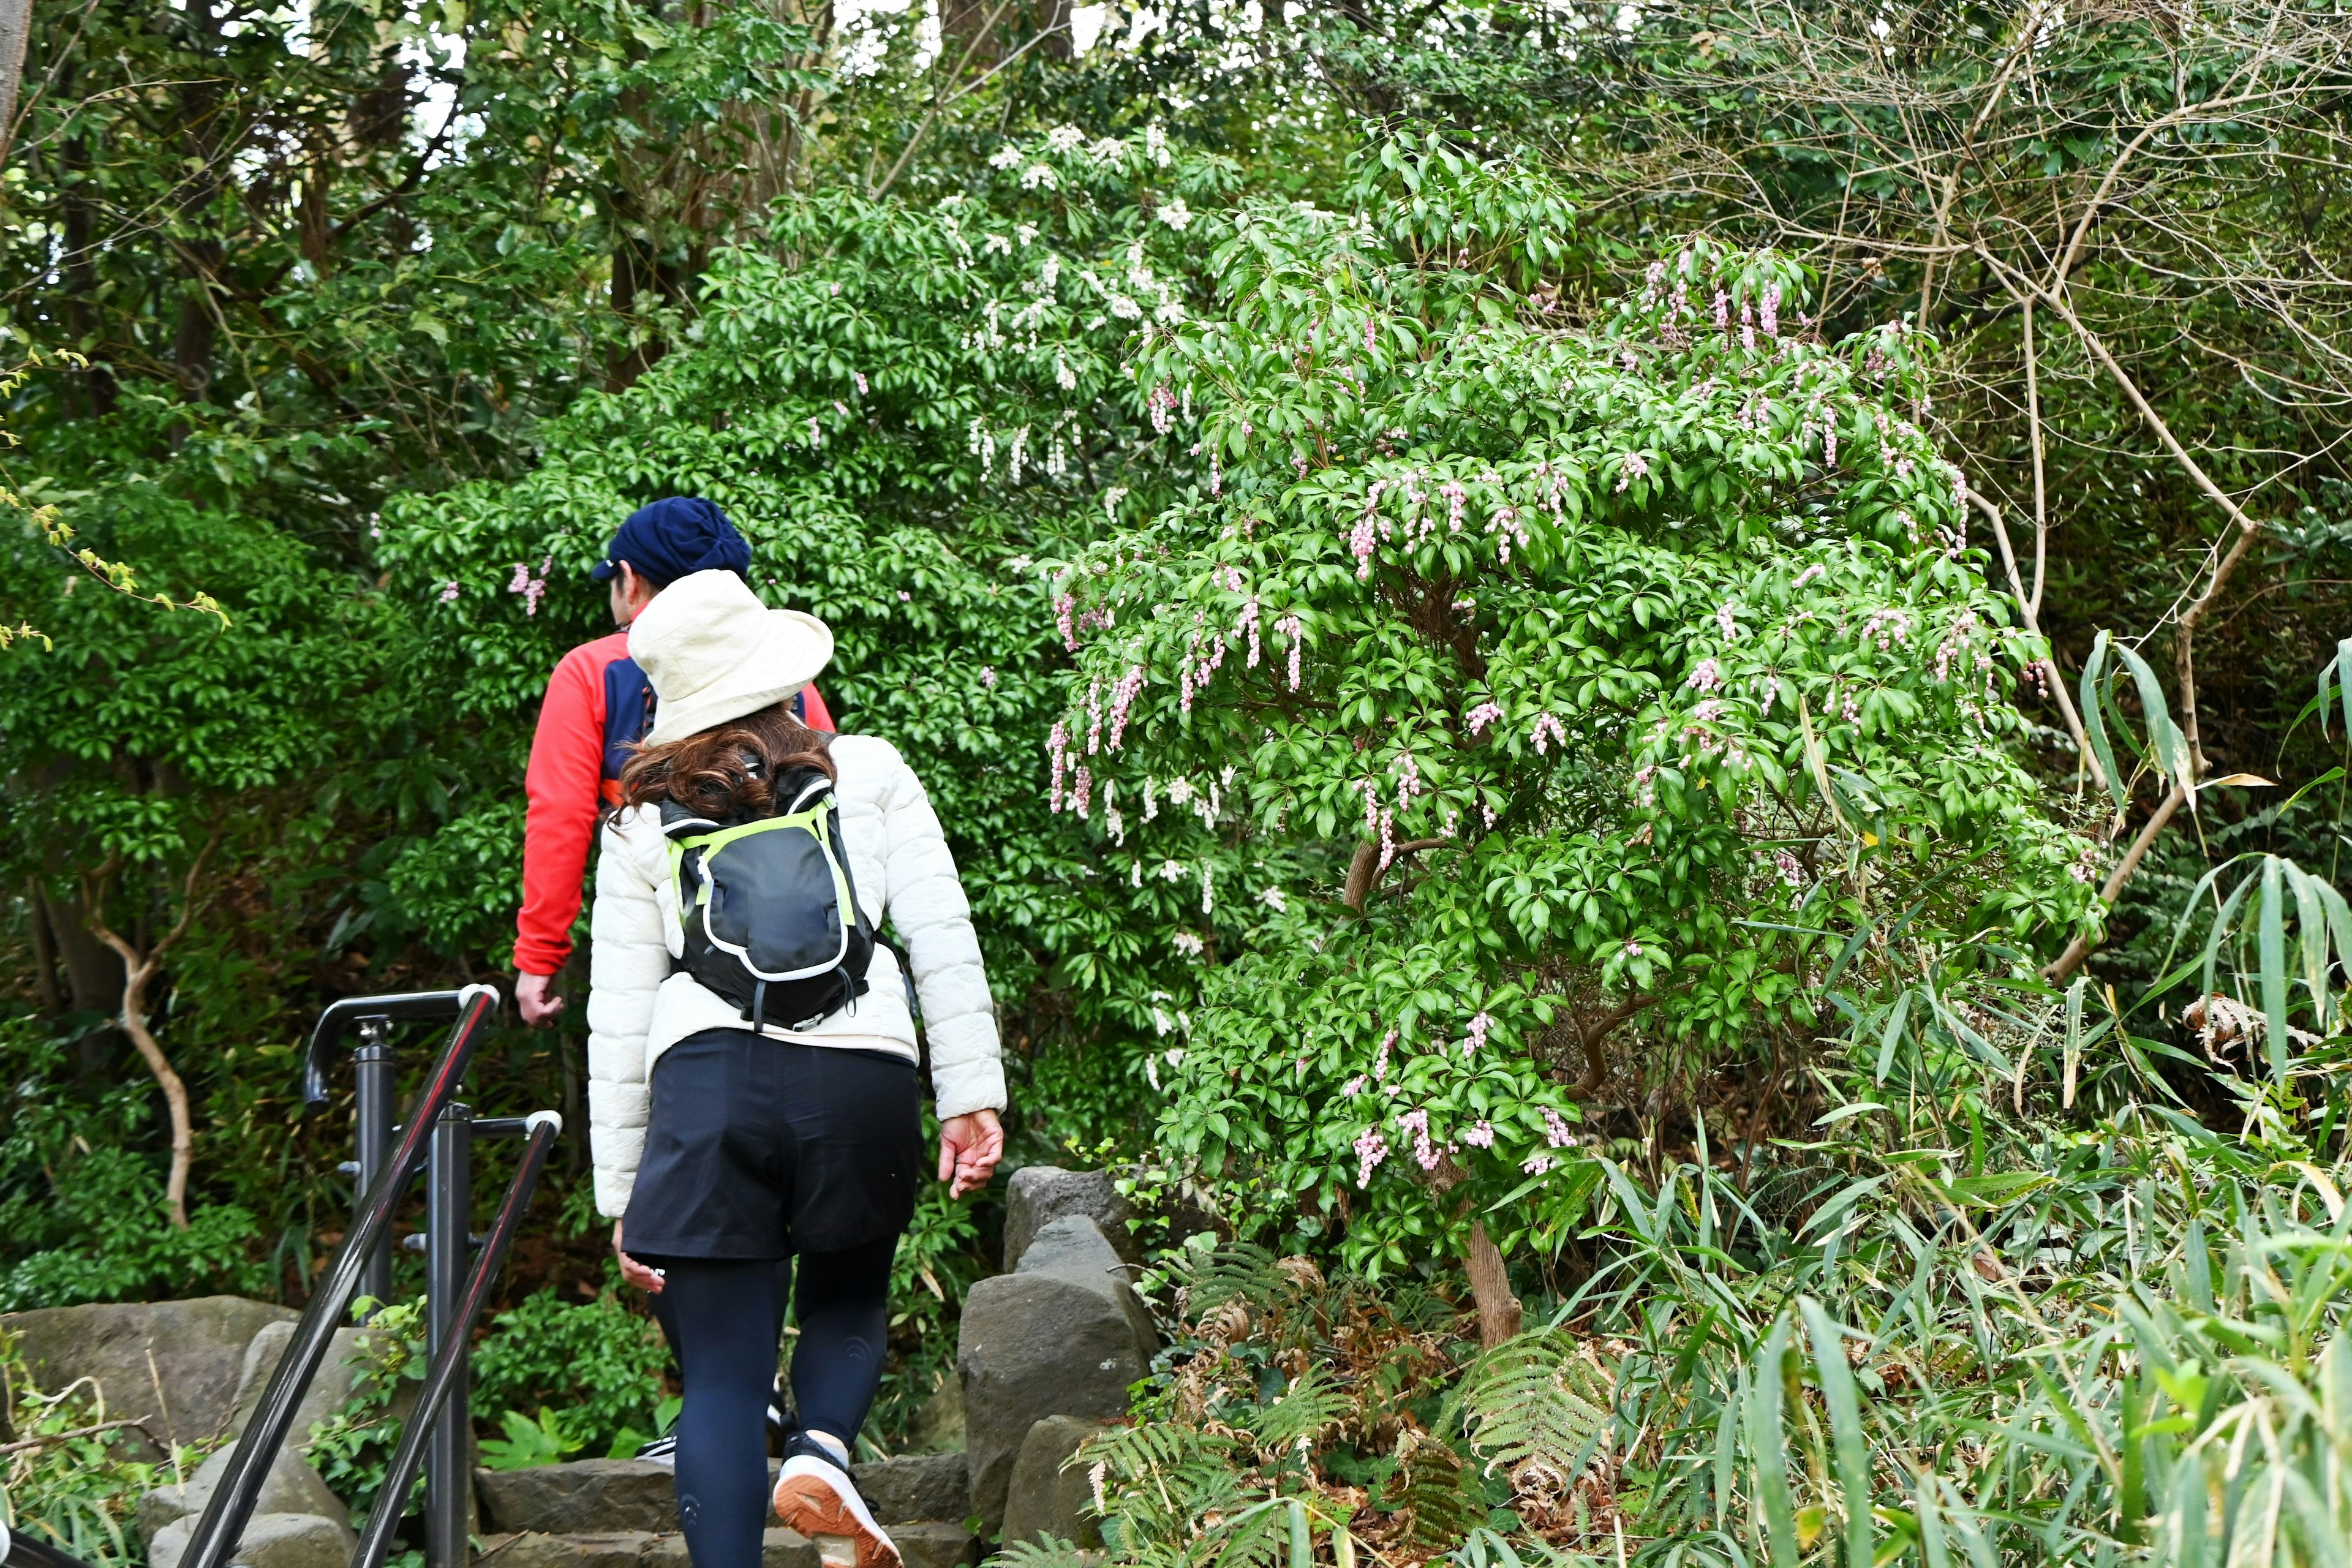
[586,568,1005,1568]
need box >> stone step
[474,1522,975,1568]
[474,1455,970,1538]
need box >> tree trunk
[115,954,195,1231]
[1463,1218,1522,1348]
[26,877,61,1013]
[0,0,33,170]
[83,839,217,1232]
[39,883,124,1013]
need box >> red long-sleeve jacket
[514,631,834,976]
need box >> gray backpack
[660,762,875,1030]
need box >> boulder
[1000,1417,1109,1549]
[148,1512,355,1568]
[227,1321,395,1447]
[641,1528,818,1568]
[886,1521,978,1568]
[475,1532,657,1568]
[1,1297,296,1457]
[1014,1218,1156,1352]
[138,1441,350,1548]
[906,1373,965,1455]
[957,1216,1156,1533]
[1003,1169,1139,1272]
[476,1460,681,1535]
[850,1452,967,1525]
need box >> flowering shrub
[376,125,1247,1135]
[1047,139,2097,1276]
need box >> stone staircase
[1,1164,1156,1568]
[472,1453,974,1568]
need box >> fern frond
[1249,1363,1350,1455]
[1175,1241,1286,1321]
[989,1535,1093,1568]
[1457,1330,1613,1499]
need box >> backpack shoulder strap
[658,797,722,840]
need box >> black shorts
[622,1028,923,1261]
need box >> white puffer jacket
[585,734,1006,1217]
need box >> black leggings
[650,1240,896,1568]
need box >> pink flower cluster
[1463,1120,1495,1148]
[1466,701,1503,736]
[1615,453,1650,493]
[1686,658,1723,693]
[1106,666,1146,748]
[1055,593,1077,650]
[1463,1011,1492,1058]
[1275,614,1303,690]
[1349,508,1378,581]
[1542,1107,1575,1148]
[1396,1108,1441,1171]
[1529,712,1567,755]
[507,556,552,617]
[1354,1125,1389,1187]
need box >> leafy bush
[470,1290,672,1461]
[1052,143,2092,1291]
[0,1326,178,1568]
[305,1299,427,1534]
[0,1023,271,1313]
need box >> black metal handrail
[178,984,499,1568]
[352,1110,561,1568]
[302,990,470,1110]
[0,1523,103,1568]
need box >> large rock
[1003,1169,1139,1272]
[850,1452,967,1526]
[1000,1417,1109,1549]
[227,1321,394,1447]
[477,1460,681,1535]
[148,1512,355,1568]
[907,1373,965,1455]
[1015,1218,1156,1352]
[640,1529,816,1568]
[957,1216,1155,1534]
[477,1532,658,1568]
[888,1521,979,1568]
[138,1441,351,1547]
[1,1297,295,1457]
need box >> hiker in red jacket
[514,499,833,1027]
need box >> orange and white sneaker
[772,1437,900,1568]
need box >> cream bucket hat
[628,570,835,747]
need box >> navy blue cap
[592,497,752,587]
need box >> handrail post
[424,1099,475,1568]
[352,1018,396,1313]
[181,984,499,1568]
[352,1114,562,1568]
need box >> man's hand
[938,1109,1005,1198]
[516,971,565,1026]
[612,1221,663,1293]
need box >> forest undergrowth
[3,2,2351,1566]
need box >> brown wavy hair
[617,701,835,819]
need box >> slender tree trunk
[111,952,195,1230]
[1463,1218,1522,1348]
[83,837,217,1231]
[0,0,34,170]
[26,877,61,1014]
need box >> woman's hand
[938,1110,1004,1198]
[612,1220,664,1293]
